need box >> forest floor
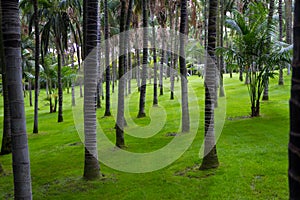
[0,71,289,199]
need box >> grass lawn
[0,71,290,199]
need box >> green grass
[0,71,290,199]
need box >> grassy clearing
[0,71,290,199]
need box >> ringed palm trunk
[137,0,148,118]
[116,0,127,148]
[104,0,111,116]
[83,0,101,180]
[289,2,300,198]
[286,0,292,75]
[278,0,284,85]
[33,0,40,133]
[179,0,190,133]
[200,0,219,170]
[219,0,225,97]
[262,0,275,101]
[151,20,158,106]
[0,14,11,155]
[1,0,32,198]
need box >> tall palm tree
[116,0,127,148]
[83,0,101,180]
[262,0,275,101]
[278,0,284,85]
[41,0,81,123]
[285,0,292,45]
[179,0,190,133]
[157,0,167,96]
[1,0,32,198]
[137,0,148,118]
[200,0,219,170]
[104,0,111,116]
[289,1,300,198]
[0,7,11,155]
[285,0,292,75]
[33,0,40,133]
[149,0,158,105]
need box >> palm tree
[262,0,275,101]
[289,2,300,198]
[200,0,219,170]
[285,0,292,75]
[116,0,127,148]
[40,0,81,123]
[137,0,148,118]
[33,0,40,133]
[179,0,190,133]
[1,0,32,198]
[104,0,112,116]
[149,0,158,105]
[0,6,11,155]
[278,0,284,85]
[83,0,101,180]
[157,0,167,96]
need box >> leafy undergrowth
[0,72,289,199]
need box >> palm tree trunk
[262,0,275,101]
[116,0,127,148]
[286,0,292,76]
[83,0,101,180]
[179,0,190,133]
[0,16,11,155]
[151,20,158,106]
[137,0,148,118]
[71,46,76,106]
[1,0,32,197]
[219,0,225,97]
[33,0,40,133]
[278,0,284,85]
[104,0,111,116]
[171,5,179,100]
[29,79,33,107]
[159,33,165,96]
[200,0,219,170]
[289,1,300,198]
[128,44,132,94]
[57,50,63,122]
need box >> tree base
[104,111,111,117]
[262,96,269,101]
[137,112,146,118]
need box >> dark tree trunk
[170,3,179,100]
[83,0,101,180]
[33,0,40,133]
[286,0,293,45]
[200,0,219,170]
[1,0,32,198]
[179,0,190,133]
[262,0,275,101]
[159,35,165,96]
[278,0,284,85]
[104,0,111,116]
[289,1,300,199]
[57,51,63,122]
[29,79,32,107]
[137,0,148,118]
[116,0,127,148]
[219,0,225,97]
[151,19,158,106]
